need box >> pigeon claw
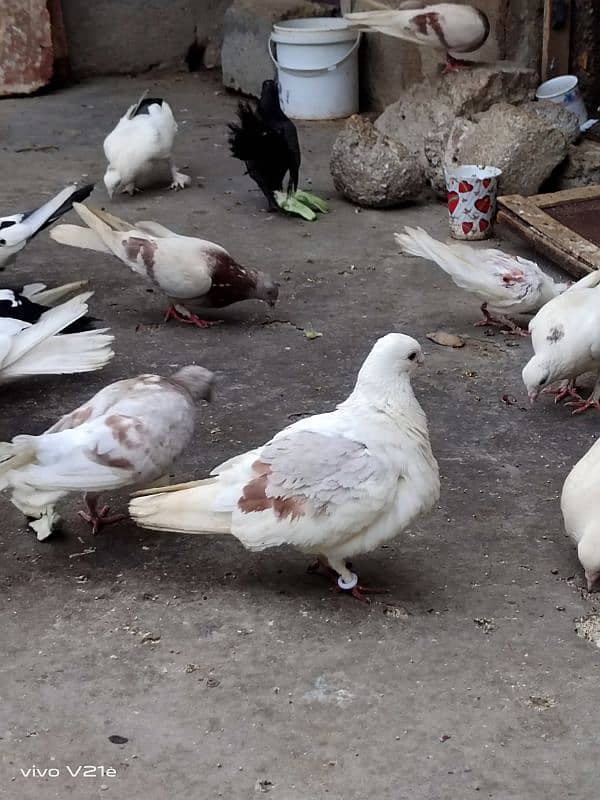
[565,398,600,416]
[163,304,222,329]
[78,505,126,535]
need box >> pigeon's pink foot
[543,381,582,404]
[442,54,475,74]
[78,496,125,535]
[474,303,528,336]
[163,304,222,329]
[565,398,600,416]
[335,569,388,604]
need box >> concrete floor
[1,72,599,800]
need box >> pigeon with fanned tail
[343,3,490,73]
[229,79,301,211]
[0,366,213,541]
[103,92,190,198]
[130,334,440,603]
[50,204,279,328]
[561,438,600,590]
[395,226,569,334]
[0,292,114,385]
[0,281,94,332]
[0,183,93,269]
[523,270,600,414]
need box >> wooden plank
[529,184,600,209]
[497,209,591,278]
[542,0,572,81]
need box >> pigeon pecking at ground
[103,92,190,198]
[395,227,570,335]
[522,270,600,414]
[50,204,279,328]
[0,280,93,332]
[561,437,600,590]
[0,292,113,386]
[343,2,490,73]
[0,365,214,541]
[130,333,440,603]
[0,183,94,269]
[229,79,301,212]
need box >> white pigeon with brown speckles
[50,204,279,326]
[130,334,440,601]
[0,366,213,540]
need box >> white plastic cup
[445,164,502,241]
[535,75,588,126]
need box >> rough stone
[330,114,424,207]
[520,100,581,145]
[221,0,328,98]
[551,140,600,190]
[375,63,538,169]
[428,103,570,197]
[0,0,53,95]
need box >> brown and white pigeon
[343,2,490,72]
[130,334,440,603]
[0,365,214,540]
[50,204,279,328]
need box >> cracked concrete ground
[1,72,599,800]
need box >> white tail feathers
[25,184,80,233]
[395,226,476,285]
[21,280,89,306]
[0,292,114,380]
[50,224,110,254]
[130,479,232,535]
[0,436,36,489]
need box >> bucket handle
[268,33,361,73]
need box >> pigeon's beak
[586,571,598,592]
[528,390,538,405]
[417,353,425,367]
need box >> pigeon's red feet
[543,382,582,404]
[442,54,475,74]
[565,397,600,415]
[474,304,528,336]
[336,571,388,604]
[163,304,222,329]
[79,498,125,535]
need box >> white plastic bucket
[269,18,360,120]
[535,75,588,126]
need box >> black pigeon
[228,79,301,211]
[0,288,95,333]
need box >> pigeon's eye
[539,376,548,386]
[407,352,417,361]
[0,240,5,246]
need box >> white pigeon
[0,184,93,269]
[395,227,570,334]
[0,292,114,385]
[130,333,440,602]
[103,93,190,198]
[0,280,89,326]
[50,204,279,328]
[561,438,600,590]
[0,365,214,541]
[343,2,490,72]
[522,270,600,414]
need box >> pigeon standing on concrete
[522,271,600,414]
[103,93,190,198]
[51,204,279,328]
[0,366,214,541]
[343,3,490,72]
[229,79,301,211]
[0,184,94,269]
[561,438,600,590]
[0,292,114,385]
[395,227,569,334]
[130,333,440,603]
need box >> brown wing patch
[238,459,307,520]
[122,236,158,283]
[105,414,145,448]
[412,12,448,47]
[87,445,133,471]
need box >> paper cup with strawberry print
[445,164,502,241]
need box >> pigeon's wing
[45,377,142,434]
[135,221,183,238]
[226,430,398,551]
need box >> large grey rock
[427,103,570,197]
[551,140,600,190]
[330,115,424,208]
[221,0,327,98]
[375,62,538,166]
[520,100,581,145]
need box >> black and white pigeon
[0,184,94,269]
[103,93,190,198]
[229,79,301,211]
[0,281,94,333]
[0,365,214,541]
[344,2,490,72]
[50,204,279,328]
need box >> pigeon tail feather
[130,479,232,535]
